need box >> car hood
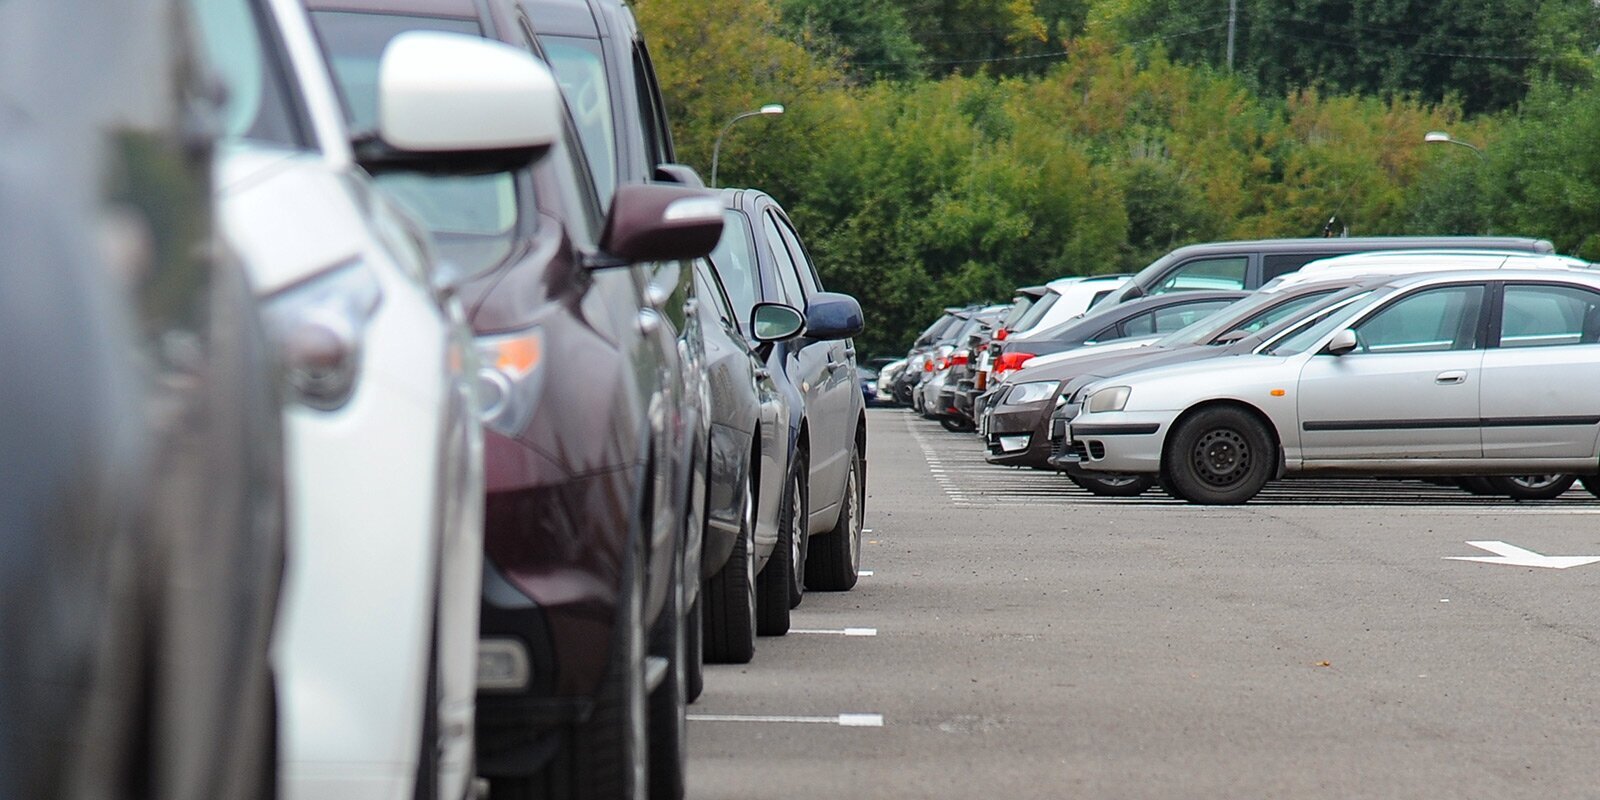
[1087,353,1300,412]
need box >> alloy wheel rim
[847,458,862,567]
[789,472,803,574]
[1193,428,1251,487]
[1510,475,1564,490]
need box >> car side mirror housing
[803,292,864,341]
[1324,329,1359,356]
[358,32,562,175]
[595,184,724,266]
[751,302,805,342]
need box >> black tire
[1067,471,1155,497]
[756,449,806,635]
[492,521,648,800]
[1455,476,1501,496]
[1164,407,1276,505]
[703,466,757,662]
[806,441,863,592]
[939,416,974,433]
[1488,474,1576,500]
[647,559,686,800]
[785,449,810,610]
[1581,476,1600,499]
[684,597,704,702]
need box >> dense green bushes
[635,0,1599,355]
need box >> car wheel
[1488,474,1576,500]
[646,558,686,800]
[1165,407,1275,505]
[784,448,810,609]
[684,596,704,703]
[491,523,649,800]
[1455,476,1501,496]
[1581,476,1600,499]
[703,467,757,662]
[939,416,974,433]
[806,441,863,592]
[756,449,805,635]
[1068,471,1155,498]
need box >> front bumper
[982,401,1055,468]
[1064,410,1172,473]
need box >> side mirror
[804,292,864,341]
[595,184,724,266]
[751,302,805,342]
[1324,329,1359,356]
[360,32,562,175]
[654,164,707,188]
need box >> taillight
[951,350,970,367]
[935,357,949,370]
[923,359,935,372]
[993,351,1035,375]
[995,328,1009,341]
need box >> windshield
[539,34,617,205]
[311,10,519,278]
[1154,289,1336,348]
[1260,289,1386,356]
[708,209,759,323]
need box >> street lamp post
[710,103,784,188]
[1423,130,1490,234]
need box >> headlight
[261,259,383,411]
[1006,381,1060,405]
[475,326,545,437]
[1086,385,1131,414]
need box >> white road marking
[688,713,884,727]
[1445,540,1600,569]
[790,627,878,637]
[858,570,875,577]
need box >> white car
[1007,274,1131,340]
[1069,268,1600,504]
[199,0,562,796]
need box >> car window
[693,258,737,326]
[761,212,806,306]
[1001,297,1036,329]
[190,0,307,149]
[1352,285,1485,353]
[1235,291,1333,334]
[311,11,520,277]
[1262,253,1323,282]
[709,210,760,322]
[773,215,822,295]
[1012,292,1060,331]
[631,42,674,168]
[1154,257,1249,293]
[1103,299,1235,341]
[539,34,617,204]
[1500,284,1600,348]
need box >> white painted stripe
[688,713,884,727]
[858,570,874,577]
[790,627,878,637]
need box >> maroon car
[306,3,720,799]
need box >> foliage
[634,0,1600,354]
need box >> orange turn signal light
[1270,389,1286,397]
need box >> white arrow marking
[1445,540,1600,570]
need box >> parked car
[690,258,802,667]
[1101,236,1555,306]
[974,276,1129,392]
[875,358,908,404]
[308,3,724,799]
[985,281,1363,474]
[0,0,285,796]
[709,188,867,631]
[1068,269,1600,504]
[226,0,571,795]
[924,305,1007,429]
[897,305,980,407]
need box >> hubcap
[1511,475,1563,490]
[789,473,803,573]
[1193,428,1251,487]
[846,458,862,568]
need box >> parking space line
[688,713,884,727]
[858,570,874,577]
[790,627,878,636]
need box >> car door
[1296,283,1488,460]
[772,209,854,516]
[1480,281,1600,459]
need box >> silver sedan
[1068,269,1600,503]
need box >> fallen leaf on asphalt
[1315,661,1332,668]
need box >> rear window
[1011,292,1060,332]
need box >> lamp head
[1424,131,1452,143]
[759,103,785,116]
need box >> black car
[0,1,285,796]
[709,188,867,635]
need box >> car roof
[1161,236,1556,259]
[304,0,478,16]
[1044,274,1130,290]
[1384,268,1600,291]
[1301,250,1589,270]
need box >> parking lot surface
[688,407,1600,799]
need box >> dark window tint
[761,212,805,305]
[773,215,821,295]
[1354,285,1486,353]
[1155,257,1249,293]
[632,43,673,167]
[1500,284,1600,348]
[191,0,307,148]
[1262,253,1323,281]
[709,210,759,322]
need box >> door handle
[1435,370,1467,384]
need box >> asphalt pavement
[686,407,1600,799]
